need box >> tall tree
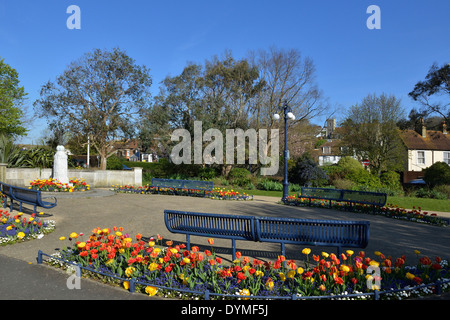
[409,63,450,125]
[0,58,28,137]
[142,51,265,173]
[248,47,328,130]
[34,48,152,169]
[340,93,405,176]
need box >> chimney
[417,117,426,138]
[443,122,448,135]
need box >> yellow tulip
[302,248,311,255]
[145,286,158,296]
[125,267,135,278]
[148,263,159,271]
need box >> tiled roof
[400,130,450,151]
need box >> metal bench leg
[281,243,285,257]
[231,239,236,261]
[186,234,191,251]
[19,202,23,212]
[10,199,13,211]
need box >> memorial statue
[53,145,69,184]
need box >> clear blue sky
[1,0,449,144]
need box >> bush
[380,171,402,191]
[413,187,448,200]
[198,167,217,181]
[106,155,124,170]
[289,154,328,187]
[228,167,252,187]
[346,168,382,190]
[337,157,363,173]
[433,185,450,199]
[332,179,355,190]
[257,178,283,191]
[424,162,450,187]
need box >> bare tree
[248,47,328,130]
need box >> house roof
[400,130,450,151]
[113,139,139,150]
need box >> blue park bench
[299,187,387,210]
[150,178,214,197]
[0,181,57,213]
[164,210,370,260]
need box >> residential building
[316,118,347,166]
[399,120,450,183]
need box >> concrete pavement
[1,189,449,300]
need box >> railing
[37,250,449,300]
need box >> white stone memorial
[53,145,69,185]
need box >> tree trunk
[100,150,107,170]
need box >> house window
[444,152,450,165]
[417,151,425,165]
[323,146,331,154]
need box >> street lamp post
[273,101,295,203]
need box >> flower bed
[29,177,90,192]
[112,185,253,201]
[0,209,55,245]
[46,226,449,300]
[283,195,447,226]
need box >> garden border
[37,250,450,300]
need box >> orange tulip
[208,238,214,245]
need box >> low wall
[4,167,143,188]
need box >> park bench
[299,187,387,210]
[150,178,213,197]
[164,210,256,260]
[0,181,57,213]
[255,216,370,257]
[164,210,370,260]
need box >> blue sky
[1,0,449,144]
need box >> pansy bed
[0,209,55,246]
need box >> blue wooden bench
[164,210,255,260]
[255,216,370,257]
[0,181,57,213]
[150,178,213,197]
[300,187,387,209]
[164,210,370,260]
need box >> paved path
[1,189,449,300]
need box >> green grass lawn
[386,196,450,213]
[236,188,449,213]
